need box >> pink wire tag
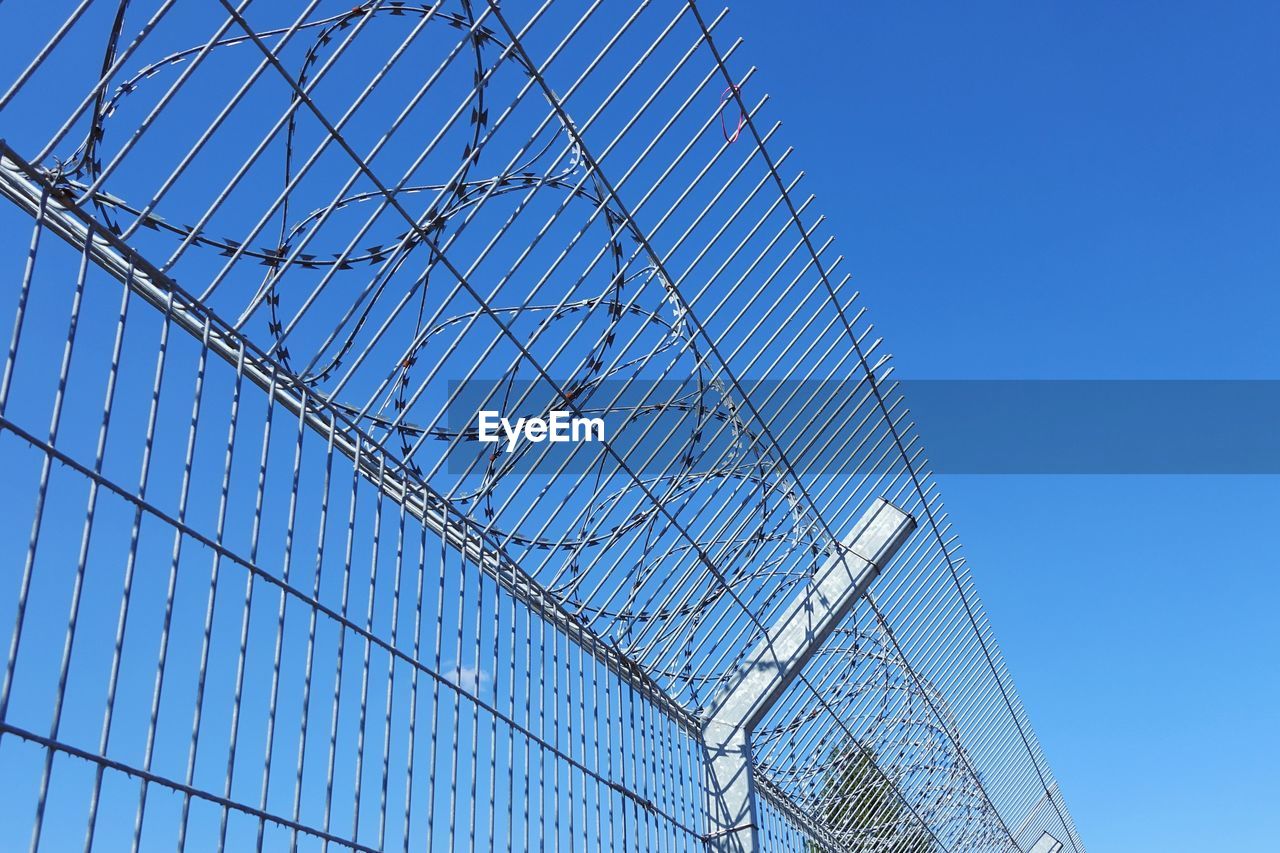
[719,84,745,143]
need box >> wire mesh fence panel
[0,2,1084,852]
[0,202,708,852]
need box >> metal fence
[0,2,1084,851]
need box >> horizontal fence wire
[0,1,1084,851]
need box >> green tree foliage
[806,740,935,853]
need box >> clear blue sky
[725,2,1280,851]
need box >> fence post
[702,498,916,852]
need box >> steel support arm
[702,498,916,852]
[1030,832,1065,853]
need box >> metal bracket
[702,498,916,852]
[1030,832,1064,853]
